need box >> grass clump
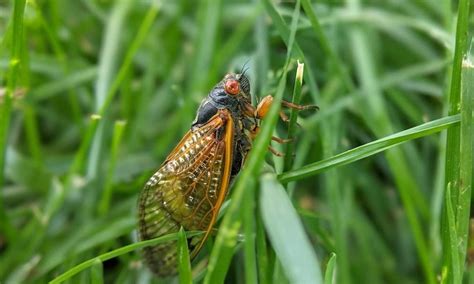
[0,0,472,283]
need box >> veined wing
[138,110,234,276]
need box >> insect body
[138,72,313,276]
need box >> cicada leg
[268,146,285,157]
[272,136,292,144]
[248,95,317,157]
[255,95,318,121]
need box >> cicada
[138,71,314,276]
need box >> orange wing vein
[138,109,234,276]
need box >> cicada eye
[224,79,240,96]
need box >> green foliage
[260,172,323,283]
[0,0,472,283]
[177,227,192,284]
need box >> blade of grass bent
[279,114,460,183]
[48,232,201,284]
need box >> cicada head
[222,73,251,100]
[207,73,252,109]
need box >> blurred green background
[1,0,473,283]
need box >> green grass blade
[90,259,104,284]
[261,0,320,103]
[31,67,97,101]
[456,52,473,277]
[0,0,26,242]
[446,185,461,283]
[68,115,102,176]
[2,1,465,282]
[177,227,192,284]
[256,204,270,284]
[300,0,354,92]
[279,114,460,183]
[21,104,42,164]
[98,3,161,115]
[347,1,434,280]
[441,0,471,281]
[86,0,159,181]
[86,0,133,180]
[98,120,126,215]
[260,173,322,284]
[243,179,258,284]
[49,232,201,284]
[189,0,222,96]
[324,253,337,284]
[283,61,304,174]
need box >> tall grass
[0,0,472,283]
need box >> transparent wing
[138,110,234,276]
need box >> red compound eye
[225,79,240,95]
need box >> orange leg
[251,95,316,157]
[255,95,318,120]
[255,95,273,119]
[268,146,285,157]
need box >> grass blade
[456,51,473,278]
[86,0,133,180]
[260,173,322,284]
[177,227,192,284]
[98,120,126,215]
[90,259,104,284]
[441,0,471,281]
[31,67,97,101]
[256,204,270,284]
[49,232,201,284]
[445,185,461,283]
[261,0,320,103]
[98,3,161,115]
[86,0,159,181]
[324,253,337,284]
[0,0,26,242]
[243,179,258,284]
[279,114,460,183]
[283,61,304,174]
[300,0,354,92]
